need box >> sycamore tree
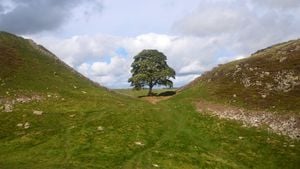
[128,49,176,96]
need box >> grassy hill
[0,31,105,96]
[182,39,300,112]
[0,32,299,168]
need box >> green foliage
[128,49,175,95]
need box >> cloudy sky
[1,0,300,88]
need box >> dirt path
[142,96,172,104]
[196,100,300,140]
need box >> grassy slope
[0,32,299,168]
[183,39,300,113]
[114,89,300,168]
[0,32,103,96]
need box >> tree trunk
[148,84,153,96]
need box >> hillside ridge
[183,38,300,112]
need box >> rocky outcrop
[0,94,44,112]
[231,64,299,96]
[197,100,300,140]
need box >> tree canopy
[128,49,175,95]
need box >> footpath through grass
[114,89,300,168]
[0,88,299,168]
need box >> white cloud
[77,63,90,76]
[251,0,300,9]
[32,33,242,88]
[179,61,209,76]
[174,3,247,36]
[174,0,300,54]
[91,56,129,76]
[26,0,300,89]
[76,56,130,88]
[33,34,121,67]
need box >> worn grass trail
[114,89,300,168]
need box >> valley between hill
[0,32,299,168]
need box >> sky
[1,0,300,88]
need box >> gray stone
[33,110,43,115]
[152,164,159,168]
[134,141,145,146]
[97,126,104,131]
[279,57,287,62]
[16,123,23,127]
[24,122,30,129]
[4,104,13,112]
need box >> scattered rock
[24,122,30,129]
[241,77,251,88]
[238,136,244,140]
[266,83,273,91]
[69,114,76,118]
[289,145,295,148]
[264,72,270,76]
[134,141,145,146]
[97,126,104,131]
[16,123,23,127]
[279,57,287,62]
[261,94,267,98]
[81,91,87,94]
[274,71,299,92]
[260,73,265,78]
[33,110,43,115]
[16,97,31,103]
[4,103,13,112]
[281,51,287,55]
[233,94,237,98]
[197,100,300,140]
[152,164,159,168]
[255,81,262,86]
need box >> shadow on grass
[138,91,176,98]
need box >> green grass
[0,32,299,168]
[1,88,299,168]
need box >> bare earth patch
[196,100,300,140]
[142,96,172,104]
